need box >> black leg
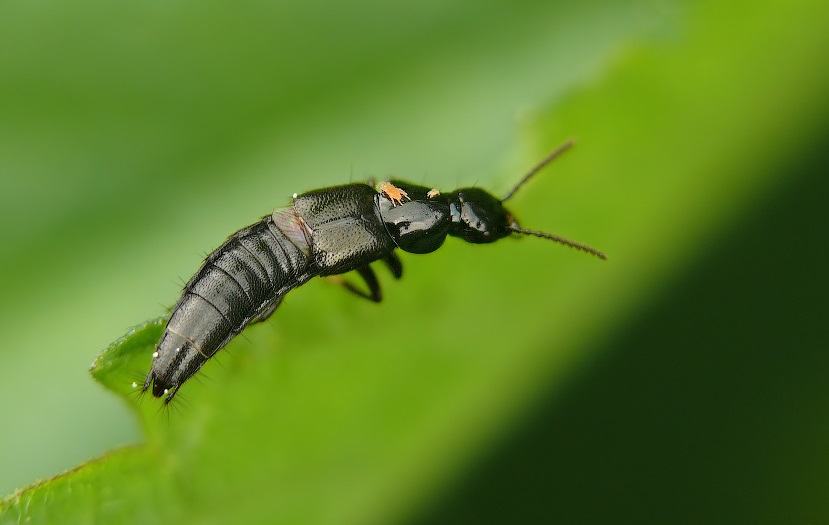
[382,251,403,279]
[251,296,284,323]
[339,265,383,302]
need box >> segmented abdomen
[146,214,314,401]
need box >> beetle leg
[335,265,383,303]
[251,296,284,324]
[382,251,403,279]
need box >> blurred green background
[1,0,828,523]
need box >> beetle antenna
[508,225,606,260]
[502,139,574,202]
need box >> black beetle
[144,140,604,403]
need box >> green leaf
[2,0,828,523]
[88,318,164,399]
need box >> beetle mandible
[144,140,605,403]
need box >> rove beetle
[144,140,605,403]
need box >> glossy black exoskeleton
[144,141,604,403]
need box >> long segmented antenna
[502,139,574,202]
[509,225,607,260]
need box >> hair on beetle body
[143,140,605,403]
